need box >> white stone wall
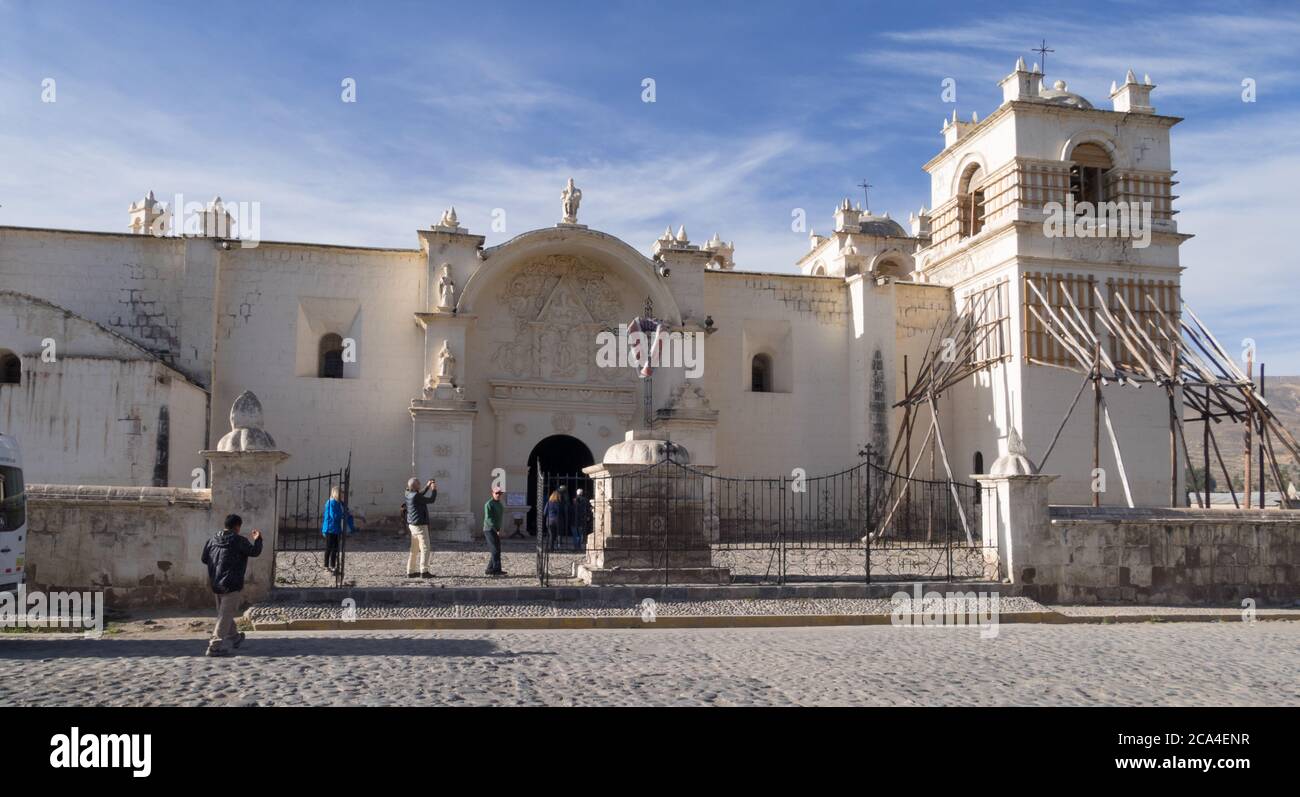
[0,229,204,379]
[209,243,426,523]
[703,271,855,477]
[892,281,959,476]
[0,292,207,486]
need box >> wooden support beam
[1244,350,1254,508]
[1203,387,1211,509]
[927,390,974,546]
[1038,370,1093,470]
[1098,391,1135,507]
[1206,419,1239,509]
[1093,342,1102,508]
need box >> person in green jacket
[483,487,506,576]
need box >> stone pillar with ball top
[201,391,289,603]
[576,430,730,585]
[972,429,1059,586]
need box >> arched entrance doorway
[526,434,595,534]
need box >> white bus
[0,433,25,594]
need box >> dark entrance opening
[526,434,595,534]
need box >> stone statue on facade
[437,263,456,310]
[561,177,582,224]
[437,340,456,385]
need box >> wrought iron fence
[274,460,351,588]
[536,455,993,585]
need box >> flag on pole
[627,316,666,377]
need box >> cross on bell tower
[857,178,873,211]
[1033,39,1054,75]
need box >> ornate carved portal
[489,254,638,388]
[483,254,644,482]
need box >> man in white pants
[403,477,436,578]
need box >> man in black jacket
[403,477,437,578]
[200,513,263,657]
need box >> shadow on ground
[0,635,523,660]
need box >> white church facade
[0,60,1186,538]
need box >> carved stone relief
[490,255,635,386]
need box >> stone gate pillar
[972,429,1059,586]
[410,390,477,542]
[202,391,289,603]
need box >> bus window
[0,466,24,532]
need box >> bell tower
[914,58,1188,506]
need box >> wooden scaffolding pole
[927,390,973,546]
[1169,343,1179,508]
[1202,386,1211,508]
[1092,341,1102,508]
[1037,370,1093,469]
[1244,350,1254,508]
[1098,392,1135,507]
[1207,419,1240,509]
[869,416,936,541]
[903,355,911,477]
[1260,363,1267,507]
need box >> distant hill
[1183,375,1300,495]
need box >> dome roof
[601,430,691,465]
[857,214,908,238]
[1038,79,1093,109]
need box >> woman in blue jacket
[321,485,356,573]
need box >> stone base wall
[426,511,476,543]
[25,485,221,608]
[1020,506,1299,604]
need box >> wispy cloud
[1,1,1298,369]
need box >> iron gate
[535,455,991,585]
[274,459,351,587]
[534,460,597,586]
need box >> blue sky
[1,0,1298,370]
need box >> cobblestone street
[1,622,1296,706]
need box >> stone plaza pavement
[275,532,987,589]
[0,622,1296,706]
[276,533,582,588]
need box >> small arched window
[1069,143,1112,206]
[973,451,985,504]
[959,164,985,238]
[0,350,20,385]
[751,353,773,393]
[318,333,344,379]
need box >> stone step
[268,580,1010,606]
